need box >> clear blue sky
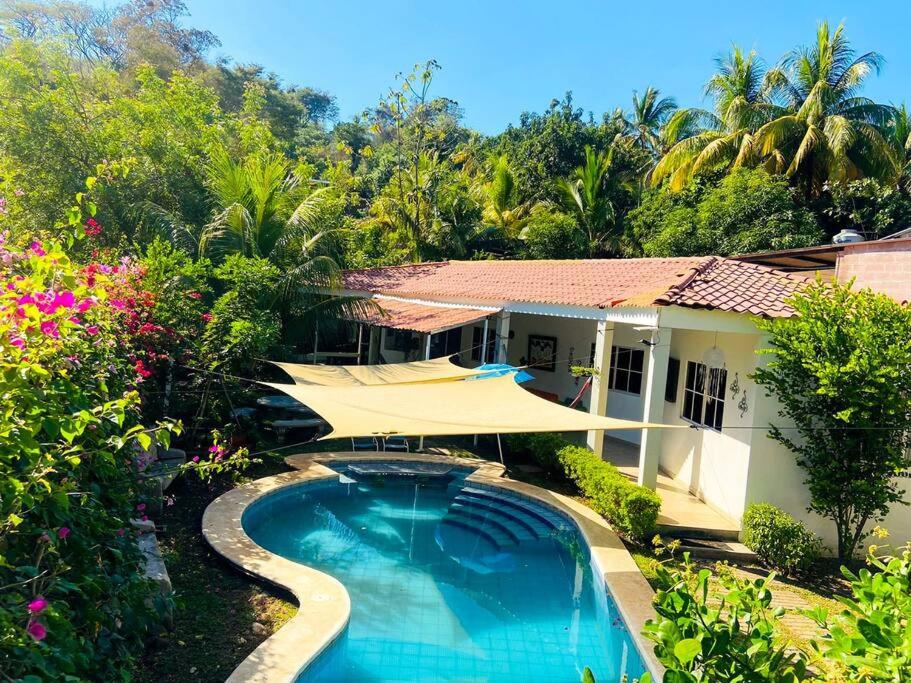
[181,0,910,134]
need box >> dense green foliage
[805,535,911,681]
[642,558,811,682]
[753,281,911,560]
[645,539,911,682]
[557,445,661,541]
[630,168,823,256]
[741,503,823,575]
[3,3,909,268]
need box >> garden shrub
[505,432,572,472]
[557,445,660,541]
[640,556,811,682]
[0,195,253,679]
[803,533,911,681]
[742,503,823,575]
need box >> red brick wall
[836,238,911,304]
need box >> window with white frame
[608,346,645,395]
[681,361,727,431]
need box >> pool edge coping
[202,452,663,682]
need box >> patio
[602,436,740,539]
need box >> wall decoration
[527,335,557,372]
[730,372,741,397]
[738,392,749,418]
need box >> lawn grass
[133,456,296,683]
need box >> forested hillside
[2,0,909,270]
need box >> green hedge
[557,445,661,540]
[506,433,661,541]
[741,503,823,575]
[504,432,568,472]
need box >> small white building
[336,253,910,551]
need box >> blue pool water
[243,467,648,683]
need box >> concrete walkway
[602,437,740,538]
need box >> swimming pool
[241,463,649,683]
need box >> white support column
[494,312,511,364]
[638,328,672,489]
[356,324,364,365]
[479,318,490,364]
[586,320,614,457]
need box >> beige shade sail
[260,373,681,440]
[269,356,485,387]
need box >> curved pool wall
[202,453,662,682]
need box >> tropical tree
[753,21,899,195]
[625,87,678,154]
[558,144,630,256]
[888,103,911,190]
[481,155,537,238]
[652,47,778,189]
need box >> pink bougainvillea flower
[85,325,99,336]
[10,337,25,349]
[208,444,218,453]
[136,503,146,512]
[27,597,48,614]
[134,359,152,379]
[57,527,70,540]
[76,298,94,313]
[53,291,75,309]
[84,218,102,237]
[141,514,149,522]
[200,312,212,322]
[29,242,45,256]
[39,532,50,543]
[110,299,126,310]
[188,291,202,300]
[192,455,200,463]
[39,321,59,338]
[26,620,46,641]
[14,188,24,197]
[99,264,113,275]
[117,528,126,537]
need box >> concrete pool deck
[202,452,663,682]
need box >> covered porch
[341,298,744,535]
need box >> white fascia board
[659,306,763,334]
[504,301,660,325]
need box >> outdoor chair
[351,436,379,451]
[382,436,410,452]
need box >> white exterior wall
[745,346,911,551]
[658,329,759,522]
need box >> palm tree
[558,145,629,256]
[481,155,536,238]
[626,87,678,154]
[753,21,899,194]
[887,103,911,190]
[652,47,778,189]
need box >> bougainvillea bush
[0,231,179,680]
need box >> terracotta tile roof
[654,259,810,317]
[343,257,808,318]
[349,297,497,333]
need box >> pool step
[448,503,537,542]
[451,496,551,539]
[458,487,571,532]
[439,514,516,548]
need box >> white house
[333,252,911,551]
